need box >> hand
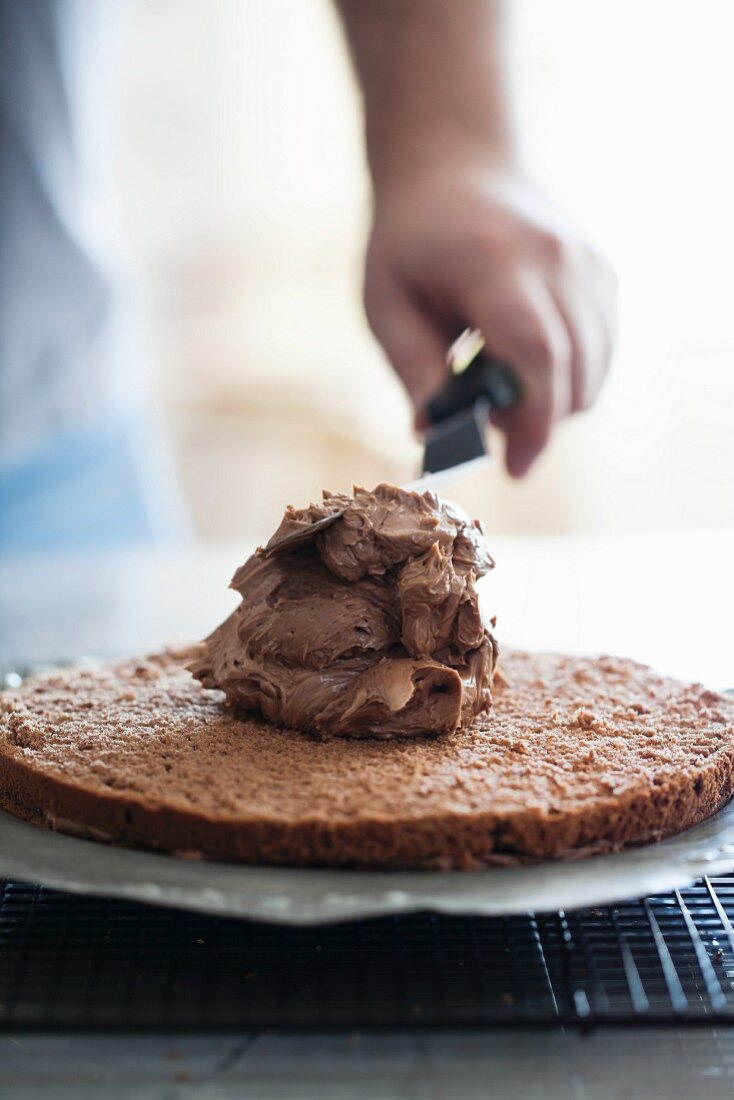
[364,165,617,476]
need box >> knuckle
[473,222,513,261]
[575,386,594,413]
[575,363,605,411]
[539,230,568,268]
[584,246,618,300]
[520,326,559,372]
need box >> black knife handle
[426,355,520,426]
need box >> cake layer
[1,650,733,869]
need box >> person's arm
[336,0,616,476]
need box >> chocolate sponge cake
[1,649,733,869]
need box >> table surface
[1,529,733,1098]
[4,1028,734,1099]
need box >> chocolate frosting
[190,484,499,738]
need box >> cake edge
[1,742,732,870]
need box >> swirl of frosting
[190,484,498,738]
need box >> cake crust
[1,649,733,869]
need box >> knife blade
[406,328,520,494]
[267,329,520,560]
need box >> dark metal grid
[4,877,734,1029]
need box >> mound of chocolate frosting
[190,484,499,738]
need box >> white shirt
[0,0,186,549]
[0,0,140,459]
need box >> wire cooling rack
[2,876,734,1029]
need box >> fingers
[365,234,617,478]
[549,251,618,411]
[465,269,573,477]
[364,275,449,427]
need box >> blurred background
[105,0,734,541]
